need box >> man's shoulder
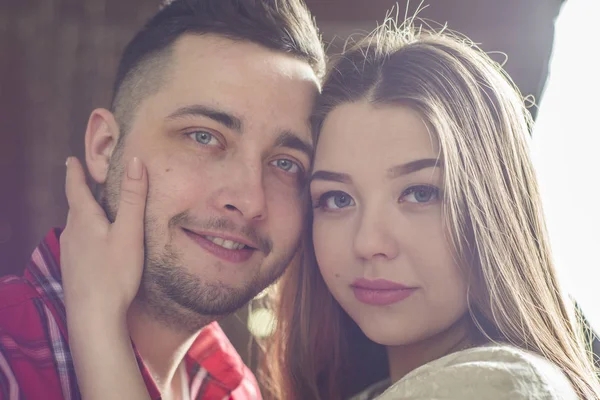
[0,272,53,339]
[0,273,41,312]
[0,228,66,324]
[0,229,73,399]
[0,274,73,400]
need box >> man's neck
[126,300,211,397]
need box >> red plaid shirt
[0,229,261,400]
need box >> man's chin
[169,284,259,317]
[139,272,259,319]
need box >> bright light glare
[247,308,277,338]
[532,0,600,329]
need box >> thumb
[111,157,148,244]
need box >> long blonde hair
[261,20,600,400]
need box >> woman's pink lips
[351,278,417,306]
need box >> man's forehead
[171,33,318,83]
[153,35,317,133]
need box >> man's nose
[211,158,267,222]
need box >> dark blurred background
[0,0,564,370]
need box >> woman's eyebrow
[386,158,440,179]
[310,170,352,184]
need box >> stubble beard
[98,152,297,333]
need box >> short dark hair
[110,0,326,134]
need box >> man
[0,0,325,398]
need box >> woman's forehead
[314,101,440,170]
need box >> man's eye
[188,131,220,146]
[270,159,301,174]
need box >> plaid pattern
[0,229,261,400]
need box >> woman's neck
[386,314,479,384]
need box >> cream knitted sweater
[351,345,578,400]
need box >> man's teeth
[204,235,247,250]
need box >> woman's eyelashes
[313,185,441,211]
[399,185,441,204]
[314,190,355,211]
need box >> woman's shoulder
[375,344,578,400]
[349,379,390,400]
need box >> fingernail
[127,157,142,180]
[65,157,71,167]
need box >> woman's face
[311,101,469,346]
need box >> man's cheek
[147,168,197,207]
[269,194,303,237]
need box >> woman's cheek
[314,219,347,276]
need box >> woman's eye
[188,131,220,146]
[270,159,301,174]
[315,191,355,210]
[400,185,440,204]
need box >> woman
[63,20,600,400]
[261,22,600,400]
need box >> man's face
[100,34,319,328]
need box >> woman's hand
[61,156,151,400]
[61,156,147,320]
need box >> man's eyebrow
[310,170,352,184]
[166,104,242,132]
[387,158,441,179]
[274,130,314,160]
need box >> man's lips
[182,228,258,250]
[182,228,258,263]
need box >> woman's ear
[84,108,120,184]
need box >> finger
[65,157,106,218]
[111,157,148,244]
